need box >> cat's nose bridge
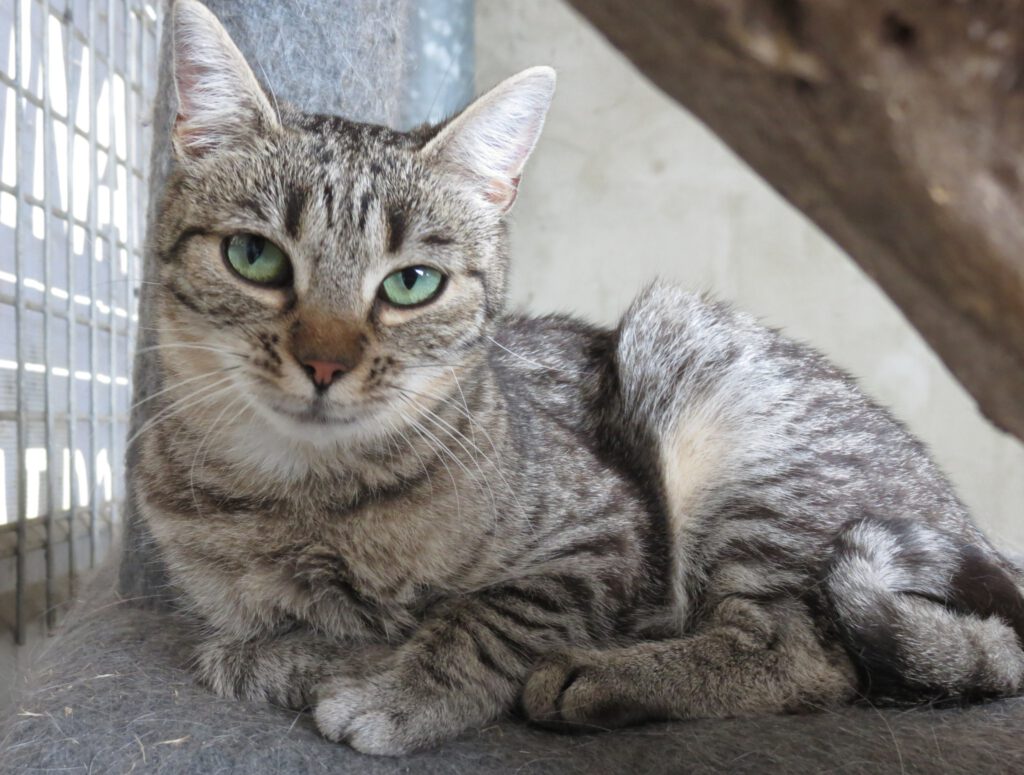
[290,309,367,388]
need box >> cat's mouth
[269,396,357,426]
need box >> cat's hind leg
[521,596,857,731]
[824,517,1024,702]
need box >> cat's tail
[823,516,1024,702]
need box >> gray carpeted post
[119,0,474,605]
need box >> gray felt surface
[3,560,1024,774]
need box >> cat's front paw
[195,638,307,708]
[522,649,647,733]
[314,672,440,756]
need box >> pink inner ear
[484,175,522,209]
[174,46,208,119]
[174,114,207,150]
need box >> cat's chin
[253,395,390,450]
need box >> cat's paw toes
[522,650,644,733]
[314,674,428,756]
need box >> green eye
[379,266,445,307]
[223,234,292,285]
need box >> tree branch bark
[568,0,1024,441]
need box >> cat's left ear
[422,67,555,214]
[171,0,280,160]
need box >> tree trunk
[567,0,1024,442]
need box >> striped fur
[135,1,1024,756]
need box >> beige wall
[477,0,1024,551]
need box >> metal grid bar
[123,0,137,468]
[63,0,81,604]
[0,63,148,102]
[0,411,129,423]
[86,0,99,573]
[1,183,149,248]
[0,291,132,335]
[105,0,119,554]
[63,0,80,605]
[2,1,136,69]
[0,502,118,558]
[13,0,28,646]
[40,0,57,631]
[0,78,140,153]
[2,0,161,643]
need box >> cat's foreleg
[195,628,390,709]
[314,575,603,755]
[522,596,857,731]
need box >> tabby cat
[135,0,1024,756]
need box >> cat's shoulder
[488,312,612,385]
[498,312,608,346]
[488,286,758,382]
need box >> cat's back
[613,280,975,539]
[490,284,974,542]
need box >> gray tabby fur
[135,0,1024,756]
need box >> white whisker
[401,412,463,523]
[126,375,238,450]
[389,382,532,533]
[130,366,241,413]
[409,399,500,519]
[134,342,247,360]
[486,335,595,376]
[188,392,251,515]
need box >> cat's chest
[233,500,489,640]
[274,530,452,601]
[264,540,429,638]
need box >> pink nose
[302,359,348,389]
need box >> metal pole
[14,0,28,646]
[106,0,118,549]
[64,0,81,602]
[123,0,139,550]
[41,0,60,631]
[86,0,99,570]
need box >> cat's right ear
[171,0,279,160]
[422,67,555,214]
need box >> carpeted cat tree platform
[2,2,1024,772]
[4,559,1024,773]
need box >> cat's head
[151,0,553,450]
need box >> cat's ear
[423,66,555,213]
[171,0,279,159]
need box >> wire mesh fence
[0,0,160,644]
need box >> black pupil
[245,236,264,265]
[401,267,423,289]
